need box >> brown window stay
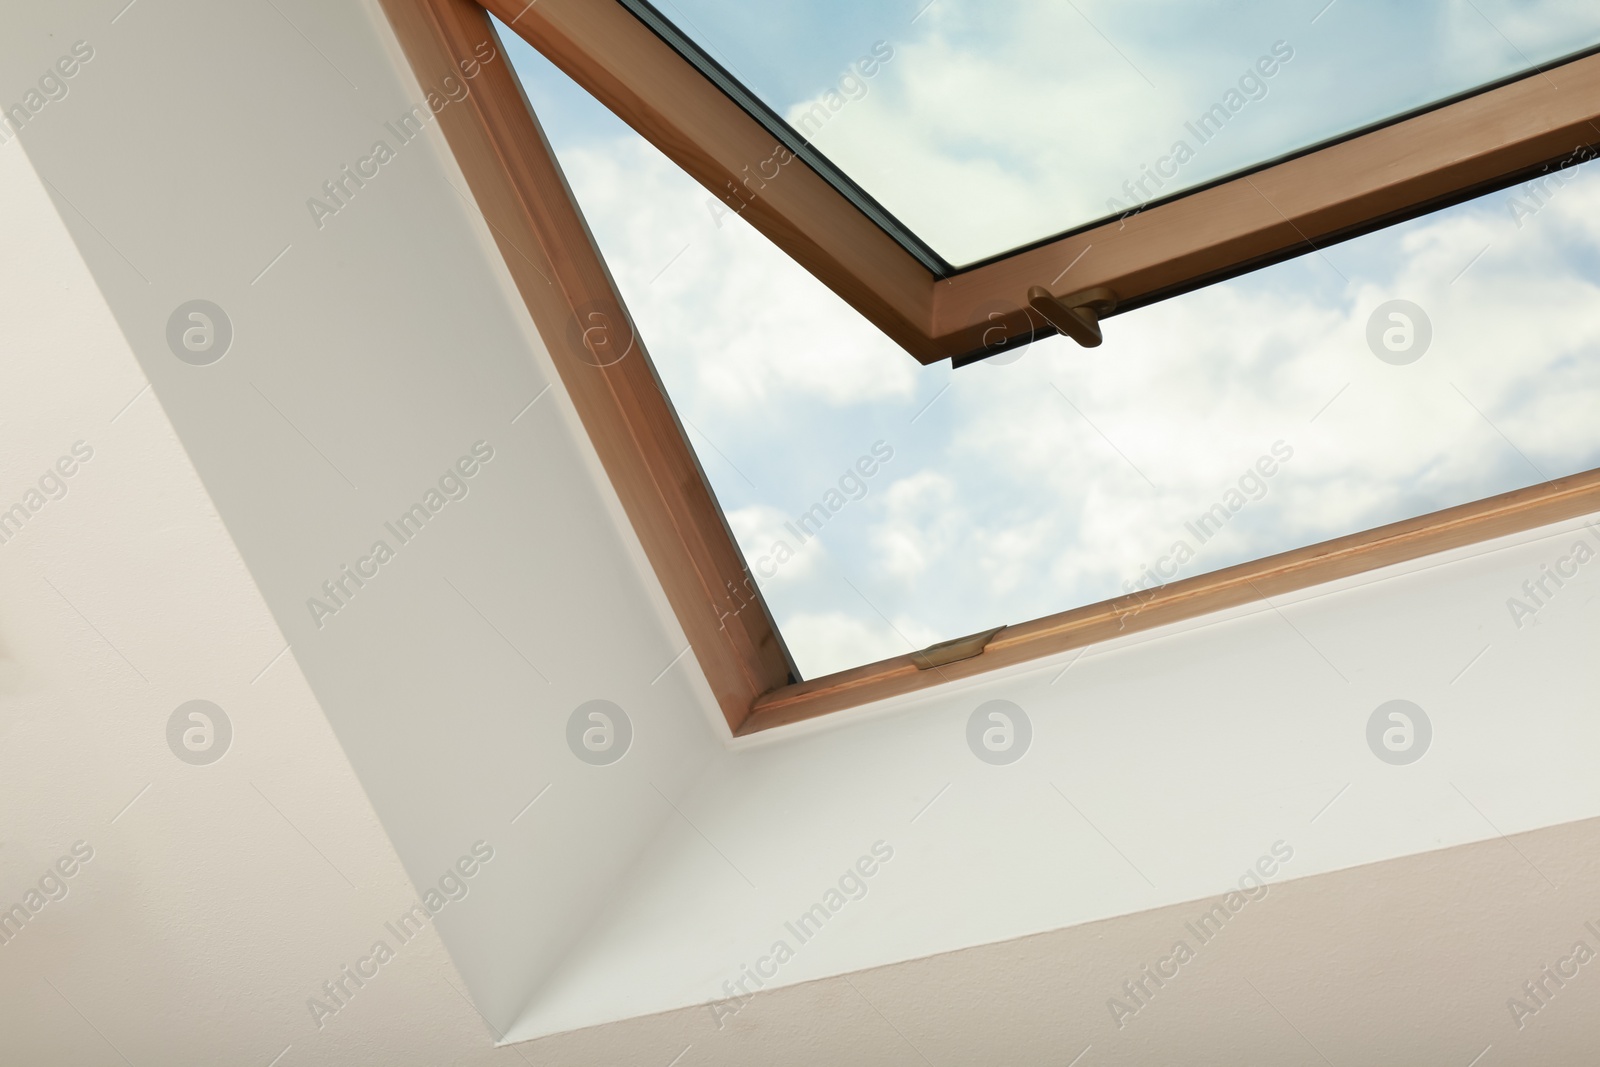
[382,0,1600,734]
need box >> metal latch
[909,626,1005,670]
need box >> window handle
[1027,286,1118,348]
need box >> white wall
[2,0,719,1036]
[0,98,516,1066]
[512,511,1600,1036]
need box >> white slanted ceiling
[2,0,1598,1064]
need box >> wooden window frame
[382,0,1600,735]
[472,0,1600,365]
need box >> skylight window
[501,20,1600,680]
[384,0,1600,730]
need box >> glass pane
[618,0,1600,267]
[503,21,1600,681]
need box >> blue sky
[499,11,1600,679]
[614,0,1600,264]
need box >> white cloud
[775,610,943,679]
[554,137,918,411]
[725,503,824,585]
[782,0,1600,263]
[869,469,963,583]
